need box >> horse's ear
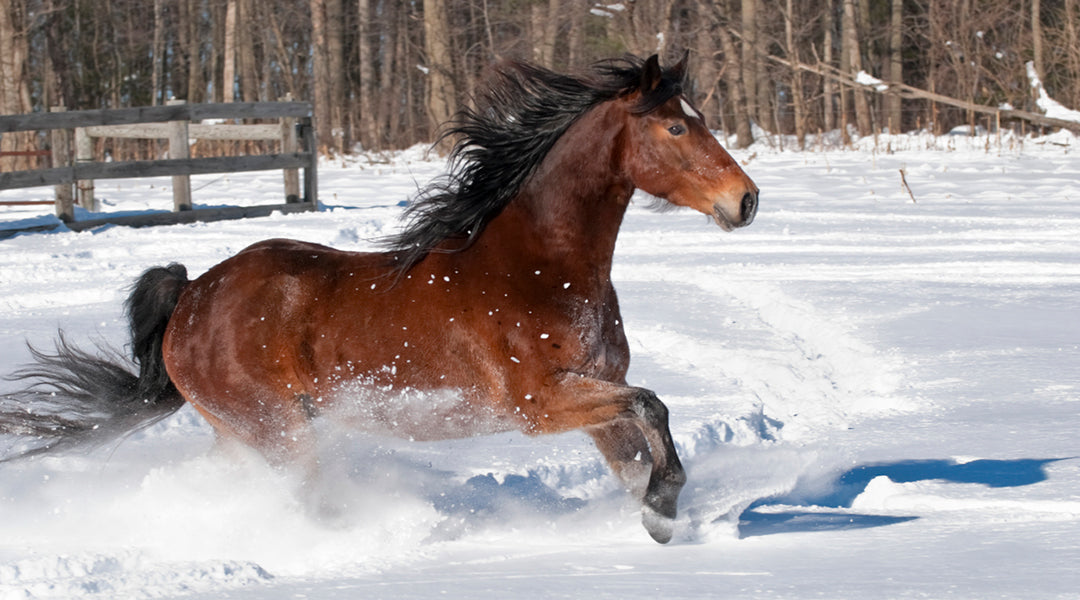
[640,55,662,93]
[671,50,689,82]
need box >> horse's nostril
[740,191,758,224]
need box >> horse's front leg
[525,377,686,543]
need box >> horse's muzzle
[712,190,758,230]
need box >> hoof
[642,505,674,544]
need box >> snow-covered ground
[1,130,1078,599]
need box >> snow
[855,70,888,92]
[1026,61,1080,123]
[2,129,1080,598]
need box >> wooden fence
[0,101,317,232]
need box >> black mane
[385,55,687,273]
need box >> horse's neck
[486,102,633,278]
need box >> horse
[0,54,758,543]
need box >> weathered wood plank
[83,123,282,140]
[0,154,312,191]
[0,102,312,133]
[65,201,317,232]
[0,167,75,189]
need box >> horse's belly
[318,379,518,441]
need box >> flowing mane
[385,55,688,273]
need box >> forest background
[2,0,1079,165]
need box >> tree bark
[822,0,836,132]
[186,0,204,103]
[0,0,33,170]
[238,0,260,102]
[1032,0,1045,84]
[532,0,560,68]
[704,0,753,148]
[1066,0,1080,108]
[326,0,345,151]
[842,0,872,136]
[152,0,165,105]
[311,0,339,153]
[223,0,237,102]
[784,0,806,146]
[357,0,378,149]
[739,0,755,126]
[887,0,903,132]
[423,0,457,146]
[567,0,585,68]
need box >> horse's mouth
[711,208,736,231]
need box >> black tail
[0,264,191,461]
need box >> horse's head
[619,55,758,231]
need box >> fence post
[74,127,96,211]
[50,106,75,221]
[167,99,192,211]
[301,116,318,207]
[280,94,301,203]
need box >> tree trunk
[223,0,237,102]
[357,0,378,150]
[238,0,259,102]
[311,0,334,153]
[887,0,903,133]
[740,0,759,127]
[266,9,297,98]
[0,0,34,171]
[1066,0,1080,108]
[326,0,345,152]
[423,0,457,146]
[152,0,165,105]
[532,0,560,68]
[784,0,806,147]
[822,0,836,132]
[842,0,872,136]
[186,0,203,103]
[567,0,585,68]
[1032,0,1045,84]
[705,0,753,148]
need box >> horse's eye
[667,124,687,136]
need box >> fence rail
[0,100,317,230]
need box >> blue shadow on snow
[739,457,1067,539]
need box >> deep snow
[1,130,1078,599]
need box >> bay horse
[0,54,758,543]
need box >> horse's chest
[503,289,629,381]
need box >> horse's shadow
[738,457,1067,538]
